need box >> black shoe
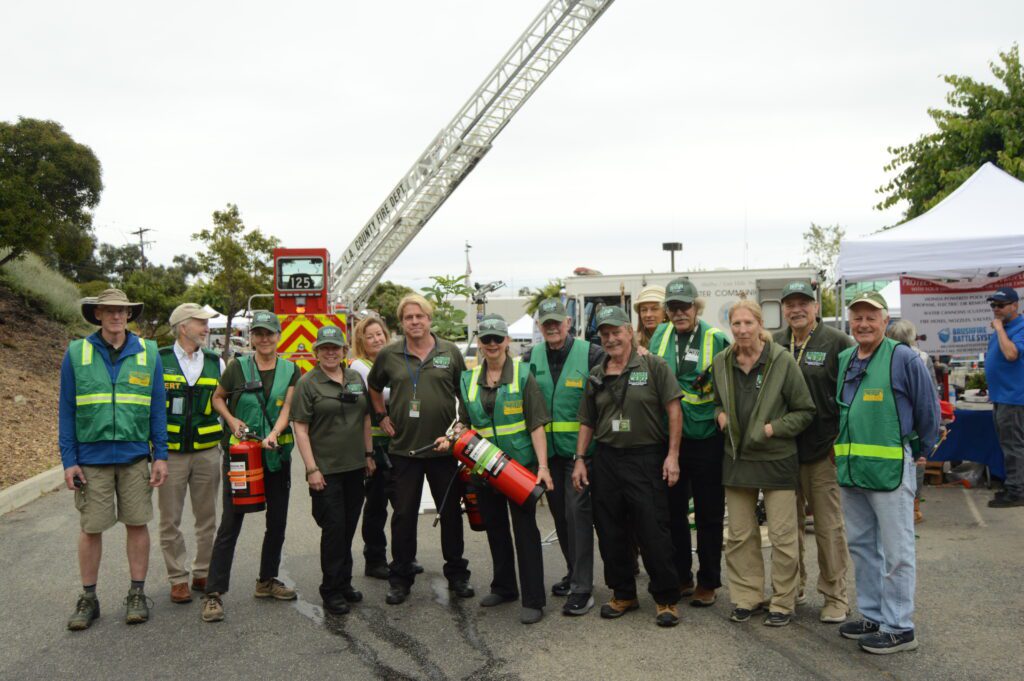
[729,604,765,623]
[364,564,390,580]
[342,587,363,603]
[859,630,919,654]
[412,561,424,574]
[763,611,791,627]
[480,592,516,607]
[385,586,409,605]
[449,580,475,599]
[988,495,1024,508]
[563,592,594,616]
[551,575,571,597]
[839,619,880,640]
[324,595,350,615]
[520,607,544,624]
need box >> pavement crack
[450,600,516,681]
[356,605,450,681]
[324,612,422,681]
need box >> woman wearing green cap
[292,325,376,616]
[202,310,299,622]
[441,314,554,624]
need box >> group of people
[59,275,1024,656]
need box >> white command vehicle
[565,267,822,342]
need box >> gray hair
[886,319,917,346]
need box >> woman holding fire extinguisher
[292,325,376,616]
[203,310,298,623]
[437,314,554,624]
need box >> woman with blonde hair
[634,285,667,349]
[712,299,815,627]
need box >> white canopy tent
[837,163,1024,282]
[507,314,536,341]
[208,308,251,330]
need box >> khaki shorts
[74,458,154,533]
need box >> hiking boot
[324,594,350,616]
[201,594,224,622]
[763,611,791,627]
[124,587,152,624]
[655,603,679,627]
[820,601,849,623]
[385,585,410,605]
[341,587,363,603]
[839,619,879,640]
[449,580,475,599]
[678,579,696,598]
[551,575,571,597]
[67,592,100,631]
[191,577,207,592]
[599,598,639,619]
[365,564,390,580]
[859,630,919,654]
[563,592,594,616]
[170,582,192,604]
[729,603,765,623]
[689,586,717,607]
[988,495,1024,508]
[255,578,297,600]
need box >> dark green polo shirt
[291,365,368,475]
[578,351,681,449]
[772,322,855,463]
[367,334,466,458]
[457,358,551,432]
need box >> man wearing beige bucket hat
[158,303,225,605]
[59,288,169,630]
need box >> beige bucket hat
[80,288,144,325]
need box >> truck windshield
[277,257,324,291]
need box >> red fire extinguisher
[458,467,485,532]
[228,430,266,513]
[451,429,544,510]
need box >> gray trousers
[547,457,595,594]
[995,403,1024,497]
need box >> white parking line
[962,487,987,527]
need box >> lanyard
[608,365,633,419]
[790,323,816,366]
[677,329,697,372]
[402,341,424,400]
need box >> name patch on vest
[863,389,884,402]
[628,371,649,386]
[503,400,523,416]
[564,378,584,389]
[804,351,827,366]
[129,371,151,387]
[276,398,284,407]
[432,356,451,369]
[346,383,364,394]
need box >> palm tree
[526,279,564,315]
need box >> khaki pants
[797,454,850,609]
[158,447,221,584]
[725,487,799,614]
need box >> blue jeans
[840,451,916,634]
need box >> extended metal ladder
[331,0,615,307]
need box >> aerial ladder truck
[271,0,615,370]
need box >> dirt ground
[0,284,70,489]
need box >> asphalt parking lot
[1,458,1021,681]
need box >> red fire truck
[272,247,347,373]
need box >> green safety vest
[650,319,725,437]
[460,359,536,467]
[526,339,594,459]
[835,337,906,491]
[160,347,223,452]
[229,355,296,472]
[352,357,390,446]
[69,336,157,443]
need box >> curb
[0,465,64,517]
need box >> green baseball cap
[313,324,348,349]
[477,314,509,339]
[594,305,630,328]
[250,310,281,332]
[847,290,888,311]
[664,278,697,304]
[780,281,815,301]
[537,298,567,324]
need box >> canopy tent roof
[507,314,536,340]
[208,309,251,330]
[837,163,1024,281]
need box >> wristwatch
[375,411,389,421]
[365,451,375,458]
[573,454,587,462]
[305,466,320,476]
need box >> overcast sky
[4,0,1022,294]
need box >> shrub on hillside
[0,248,93,335]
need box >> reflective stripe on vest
[71,337,155,443]
[543,421,581,433]
[467,359,521,403]
[654,322,722,405]
[526,338,592,458]
[460,359,534,466]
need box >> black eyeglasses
[990,302,1012,309]
[479,336,504,346]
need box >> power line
[129,227,156,270]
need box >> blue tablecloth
[932,407,1006,479]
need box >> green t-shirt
[219,356,299,427]
[578,351,681,449]
[367,335,467,458]
[291,365,369,475]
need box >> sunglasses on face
[990,301,1012,309]
[667,302,693,313]
[479,336,504,346]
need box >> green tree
[366,280,414,332]
[420,274,473,340]
[525,279,564,315]
[122,263,192,339]
[0,118,103,271]
[191,204,278,356]
[801,223,843,317]
[96,242,143,282]
[876,44,1024,222]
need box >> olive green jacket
[712,340,815,462]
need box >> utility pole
[129,227,155,270]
